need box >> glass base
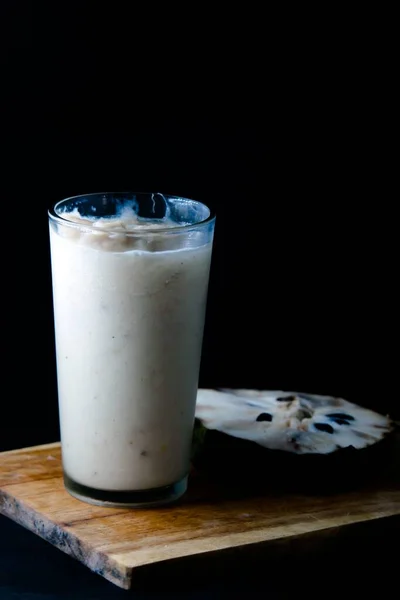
[63,472,188,508]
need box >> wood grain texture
[1,442,399,589]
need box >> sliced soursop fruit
[193,389,397,493]
[195,389,394,455]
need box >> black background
[1,3,399,599]
[1,2,398,453]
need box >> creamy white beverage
[49,195,214,501]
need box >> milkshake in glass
[48,192,215,507]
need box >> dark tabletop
[1,512,398,599]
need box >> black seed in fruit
[314,423,335,434]
[256,413,273,422]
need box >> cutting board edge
[0,441,61,456]
[0,488,132,590]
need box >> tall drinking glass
[48,192,215,507]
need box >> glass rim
[48,191,216,235]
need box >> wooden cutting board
[0,442,399,590]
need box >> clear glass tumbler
[48,192,215,507]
